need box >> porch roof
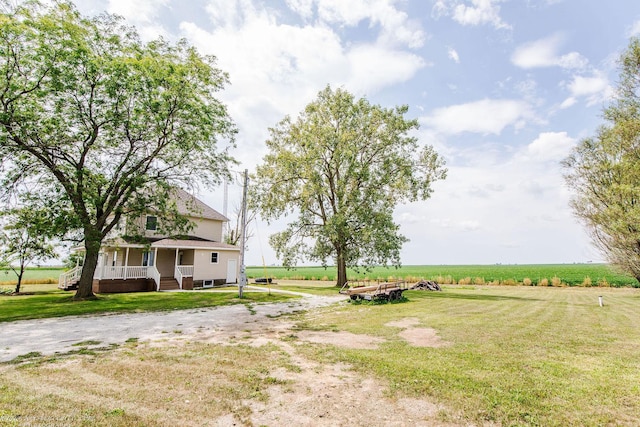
[100,237,240,252]
[151,238,241,251]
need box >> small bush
[458,277,472,285]
[522,278,532,286]
[582,276,592,287]
[502,279,517,286]
[473,277,485,285]
[539,278,549,287]
[598,278,610,287]
[551,276,563,287]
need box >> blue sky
[74,0,640,266]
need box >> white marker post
[598,295,603,307]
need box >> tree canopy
[0,1,236,298]
[563,37,640,282]
[252,86,447,286]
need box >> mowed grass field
[247,263,638,287]
[0,285,638,426]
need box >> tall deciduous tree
[0,207,55,294]
[563,37,640,283]
[0,1,236,299]
[252,86,447,286]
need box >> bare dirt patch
[294,330,385,349]
[385,317,421,328]
[386,317,451,348]
[398,328,450,348]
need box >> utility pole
[238,169,248,298]
[222,178,228,240]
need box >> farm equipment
[410,280,441,291]
[340,280,409,301]
[340,279,442,301]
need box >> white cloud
[107,0,170,40]
[346,45,426,94]
[287,0,426,48]
[422,99,536,135]
[178,0,426,169]
[524,131,576,162]
[563,72,613,107]
[285,0,314,20]
[448,47,460,63]
[511,34,588,70]
[432,0,511,30]
[628,20,640,37]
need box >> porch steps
[59,280,79,291]
[159,277,180,291]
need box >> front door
[226,259,237,284]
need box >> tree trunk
[336,250,347,287]
[74,231,101,300]
[14,269,23,294]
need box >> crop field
[2,264,637,289]
[247,263,638,287]
[0,268,64,287]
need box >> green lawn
[293,285,640,425]
[1,285,639,425]
[0,285,293,322]
[247,263,638,287]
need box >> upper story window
[146,215,157,231]
[211,252,219,264]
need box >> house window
[211,252,219,264]
[146,215,157,231]
[142,251,155,267]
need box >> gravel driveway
[0,288,345,363]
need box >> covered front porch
[96,245,196,291]
[59,238,241,293]
[59,244,197,292]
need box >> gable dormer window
[146,215,158,231]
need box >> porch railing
[94,265,150,280]
[89,264,193,291]
[175,265,183,290]
[177,265,194,277]
[149,266,161,291]
[174,265,194,290]
[58,266,82,289]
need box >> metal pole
[238,169,249,298]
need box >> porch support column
[154,248,158,268]
[124,247,130,279]
[175,248,179,267]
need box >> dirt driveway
[0,288,343,363]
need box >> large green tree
[0,1,236,299]
[563,37,640,283]
[252,86,447,286]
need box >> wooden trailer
[339,280,409,301]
